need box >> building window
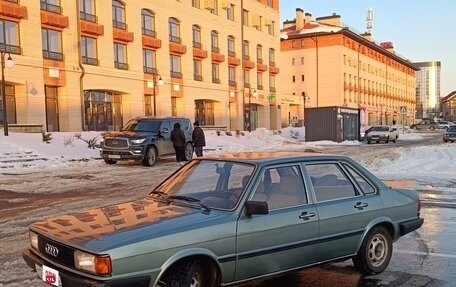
[79,0,96,22]
[212,63,220,84]
[192,25,202,48]
[301,57,304,64]
[195,100,214,126]
[257,72,263,90]
[143,49,156,74]
[291,58,295,65]
[170,54,182,78]
[227,36,235,56]
[242,10,249,26]
[269,74,276,91]
[211,30,219,53]
[269,48,275,66]
[144,94,153,116]
[42,28,63,60]
[292,75,295,83]
[209,0,218,14]
[169,17,181,43]
[226,4,234,21]
[192,0,200,8]
[256,44,263,63]
[229,66,236,86]
[141,9,156,37]
[41,0,62,14]
[243,40,249,60]
[0,20,20,54]
[301,75,305,82]
[267,21,274,35]
[194,59,203,81]
[114,42,128,70]
[266,0,273,7]
[243,70,250,87]
[112,0,126,29]
[81,36,98,65]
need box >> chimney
[296,8,304,31]
[305,12,312,24]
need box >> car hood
[29,197,224,252]
[102,130,158,138]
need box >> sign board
[400,106,407,114]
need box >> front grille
[104,138,129,148]
[38,235,75,268]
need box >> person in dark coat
[170,122,186,165]
[192,120,206,157]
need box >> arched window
[211,30,219,52]
[112,0,126,29]
[192,25,201,48]
[169,17,181,43]
[243,40,250,60]
[227,35,235,56]
[141,9,156,37]
[256,44,263,63]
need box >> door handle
[354,202,368,209]
[299,211,316,220]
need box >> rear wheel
[104,159,117,165]
[184,143,194,161]
[142,146,157,166]
[353,226,392,275]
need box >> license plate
[108,154,121,159]
[36,264,62,287]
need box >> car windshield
[150,160,255,210]
[371,126,389,131]
[121,119,160,132]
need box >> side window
[160,121,171,133]
[343,164,376,194]
[180,120,190,131]
[251,165,306,210]
[306,163,357,202]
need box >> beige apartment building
[0,0,281,133]
[280,9,419,128]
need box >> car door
[304,161,374,262]
[158,120,173,155]
[235,164,318,281]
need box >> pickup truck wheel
[142,146,157,166]
[184,143,194,161]
[166,260,208,287]
[104,159,117,165]
[353,226,392,275]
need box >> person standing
[170,122,186,165]
[192,120,206,157]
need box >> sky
[279,0,455,97]
[0,127,455,188]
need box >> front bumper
[22,248,151,287]
[399,218,424,236]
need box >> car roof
[130,116,190,121]
[202,151,351,164]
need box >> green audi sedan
[23,151,423,287]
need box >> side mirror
[245,201,269,216]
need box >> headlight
[131,138,146,144]
[29,231,39,250]
[74,250,112,275]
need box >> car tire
[385,137,389,144]
[104,159,117,165]
[352,226,392,275]
[392,137,397,143]
[142,146,157,166]
[166,260,208,287]
[184,143,194,161]
[367,140,371,144]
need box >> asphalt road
[0,130,454,287]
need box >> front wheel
[165,260,207,287]
[353,226,392,275]
[142,146,157,166]
[184,143,194,161]
[104,159,117,165]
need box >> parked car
[23,152,423,287]
[99,116,194,166]
[437,120,453,130]
[410,119,438,130]
[443,125,456,143]
[365,125,399,144]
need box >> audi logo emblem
[45,243,59,257]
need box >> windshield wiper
[166,195,211,212]
[148,190,168,199]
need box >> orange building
[279,8,419,128]
[0,0,281,133]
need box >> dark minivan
[100,116,193,166]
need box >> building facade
[279,9,418,128]
[441,91,456,122]
[414,61,441,120]
[0,0,281,133]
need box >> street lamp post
[1,52,15,136]
[152,73,163,117]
